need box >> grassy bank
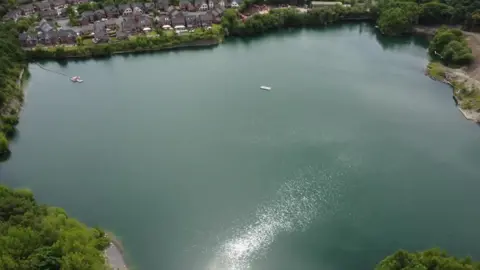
[426,62,480,120]
[27,26,223,60]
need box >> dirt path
[463,31,480,80]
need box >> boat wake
[207,166,345,270]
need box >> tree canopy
[376,249,480,270]
[0,185,110,270]
[429,26,474,65]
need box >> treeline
[375,248,480,270]
[27,29,221,59]
[0,21,27,156]
[0,185,110,269]
[377,0,480,36]
[222,5,373,36]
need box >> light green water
[2,24,480,270]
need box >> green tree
[375,249,480,270]
[378,7,412,35]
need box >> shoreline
[27,38,221,60]
[105,232,129,270]
[426,62,480,122]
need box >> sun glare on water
[207,165,348,270]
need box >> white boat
[70,76,83,83]
[260,86,271,90]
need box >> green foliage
[375,248,480,270]
[0,132,9,154]
[377,1,420,35]
[419,2,454,25]
[0,185,110,270]
[222,6,373,37]
[77,2,98,14]
[426,61,445,80]
[429,27,473,66]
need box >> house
[144,2,155,13]
[57,7,67,17]
[230,0,242,8]
[116,30,128,40]
[137,14,153,28]
[195,0,208,11]
[200,12,213,26]
[34,1,52,11]
[166,6,177,15]
[184,12,199,28]
[37,19,54,32]
[170,12,185,27]
[208,0,214,9]
[211,6,224,22]
[40,9,57,18]
[215,0,225,8]
[180,0,194,11]
[50,0,66,9]
[57,29,77,44]
[154,14,170,26]
[80,24,94,35]
[94,9,106,20]
[120,16,138,34]
[103,5,119,18]
[80,10,94,25]
[155,0,169,11]
[118,4,132,16]
[105,18,118,30]
[93,21,109,43]
[19,4,35,16]
[19,32,38,47]
[132,6,144,16]
[3,9,22,21]
[38,30,58,45]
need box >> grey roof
[34,1,52,9]
[103,5,118,12]
[40,9,57,17]
[118,4,131,11]
[144,3,154,9]
[82,10,94,16]
[19,4,34,11]
[38,19,54,32]
[131,3,144,9]
[58,29,76,37]
[50,0,66,6]
[106,18,117,26]
[81,24,94,32]
[94,9,106,15]
[19,32,28,41]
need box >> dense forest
[0,185,110,269]
[0,21,27,156]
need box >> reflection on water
[208,164,348,270]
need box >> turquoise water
[2,24,480,270]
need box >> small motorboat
[260,86,271,91]
[70,76,83,83]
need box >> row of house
[19,19,77,47]
[3,0,88,20]
[88,8,223,43]
[78,0,236,25]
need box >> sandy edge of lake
[414,26,480,123]
[105,232,129,270]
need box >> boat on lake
[70,76,83,83]
[260,86,271,90]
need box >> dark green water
[2,24,480,270]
